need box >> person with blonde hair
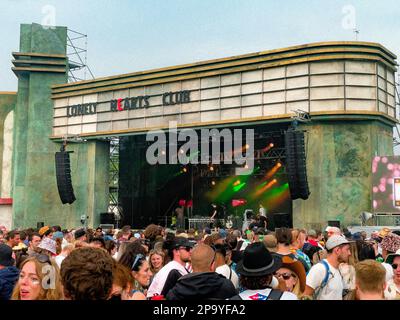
[149,249,165,276]
[354,259,386,300]
[274,255,306,299]
[11,255,63,300]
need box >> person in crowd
[0,230,5,244]
[89,237,106,249]
[120,225,132,243]
[39,226,53,239]
[357,239,376,261]
[0,244,19,300]
[230,242,297,300]
[94,227,103,238]
[311,227,341,264]
[55,244,74,268]
[166,244,237,300]
[147,237,193,299]
[13,243,28,269]
[380,233,400,280]
[274,255,306,299]
[304,235,351,300]
[109,261,141,300]
[384,249,400,299]
[73,228,87,244]
[214,243,239,289]
[105,240,118,258]
[339,241,358,296]
[353,259,387,300]
[130,253,153,299]
[253,228,266,243]
[5,230,20,249]
[143,224,163,250]
[275,228,296,259]
[263,234,278,253]
[60,247,114,300]
[36,237,57,257]
[11,254,63,300]
[52,231,64,255]
[118,240,147,268]
[149,249,165,276]
[290,229,311,272]
[302,229,323,262]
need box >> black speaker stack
[273,212,292,229]
[284,129,310,200]
[55,151,76,204]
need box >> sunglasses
[274,272,296,280]
[131,254,145,271]
[392,263,399,270]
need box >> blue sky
[1,0,399,91]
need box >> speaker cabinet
[55,151,76,204]
[100,213,115,225]
[284,129,310,200]
[273,212,292,228]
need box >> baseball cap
[172,237,195,249]
[326,235,351,250]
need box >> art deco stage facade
[0,23,397,230]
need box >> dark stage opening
[118,122,293,229]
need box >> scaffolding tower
[109,137,122,228]
[67,29,95,82]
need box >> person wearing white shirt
[146,237,193,298]
[304,235,352,300]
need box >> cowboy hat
[279,255,306,292]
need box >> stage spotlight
[244,144,250,150]
[182,167,188,173]
[210,165,214,171]
[211,180,216,186]
[233,179,241,186]
[179,149,184,154]
[161,150,166,155]
[269,143,274,148]
[277,162,282,167]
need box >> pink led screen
[372,156,400,213]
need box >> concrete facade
[0,93,16,229]
[10,24,109,229]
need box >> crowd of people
[0,215,399,301]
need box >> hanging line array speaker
[55,151,76,204]
[284,129,310,200]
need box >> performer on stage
[210,204,218,229]
[258,204,268,229]
[175,205,185,230]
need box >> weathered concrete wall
[293,118,393,230]
[0,93,16,229]
[11,24,109,229]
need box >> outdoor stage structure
[0,23,398,230]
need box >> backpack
[230,289,284,300]
[312,260,330,300]
[303,243,322,263]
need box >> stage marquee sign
[52,42,397,138]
